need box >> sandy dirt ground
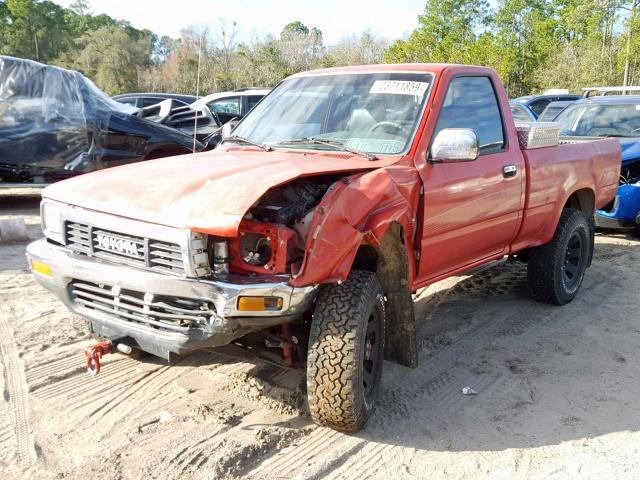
[1,192,640,479]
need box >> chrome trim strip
[27,238,317,320]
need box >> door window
[116,97,138,107]
[208,97,241,115]
[246,95,265,112]
[434,76,505,155]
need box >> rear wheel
[527,208,591,305]
[306,270,385,432]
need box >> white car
[192,88,271,124]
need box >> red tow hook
[280,324,293,368]
[84,341,113,375]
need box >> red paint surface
[43,148,395,236]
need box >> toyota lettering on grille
[95,233,142,257]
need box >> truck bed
[511,138,621,252]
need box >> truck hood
[43,148,394,236]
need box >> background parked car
[193,88,271,124]
[512,91,581,118]
[0,56,204,185]
[555,93,640,229]
[537,100,574,121]
[135,98,221,142]
[112,92,199,108]
[510,101,537,122]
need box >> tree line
[1,0,639,98]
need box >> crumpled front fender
[290,165,421,287]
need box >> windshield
[556,103,640,137]
[231,72,433,155]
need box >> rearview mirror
[430,128,479,163]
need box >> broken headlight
[240,233,272,266]
[228,220,298,274]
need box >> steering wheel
[369,121,410,136]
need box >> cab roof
[288,63,493,78]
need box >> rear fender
[536,186,595,247]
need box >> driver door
[417,75,525,282]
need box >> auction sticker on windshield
[370,80,429,96]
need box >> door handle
[503,164,517,178]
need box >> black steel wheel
[562,230,587,289]
[528,208,591,305]
[362,307,384,405]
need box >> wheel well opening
[352,245,379,272]
[365,222,417,368]
[565,188,595,214]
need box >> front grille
[65,222,186,275]
[70,281,215,333]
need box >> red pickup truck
[28,64,620,432]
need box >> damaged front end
[27,174,344,367]
[27,195,322,363]
[28,156,422,370]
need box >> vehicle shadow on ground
[352,239,640,452]
[131,342,309,415]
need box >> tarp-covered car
[0,56,204,185]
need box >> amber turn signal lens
[237,296,283,311]
[31,259,52,277]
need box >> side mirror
[430,128,479,163]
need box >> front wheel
[527,208,591,305]
[306,270,385,432]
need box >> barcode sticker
[369,80,429,96]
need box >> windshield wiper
[275,137,378,161]
[221,135,272,151]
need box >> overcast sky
[52,0,430,44]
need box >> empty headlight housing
[240,233,272,266]
[228,220,298,274]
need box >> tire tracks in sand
[0,305,37,468]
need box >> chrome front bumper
[26,238,318,359]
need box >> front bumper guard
[26,238,318,359]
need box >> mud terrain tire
[527,208,591,305]
[307,270,385,432]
